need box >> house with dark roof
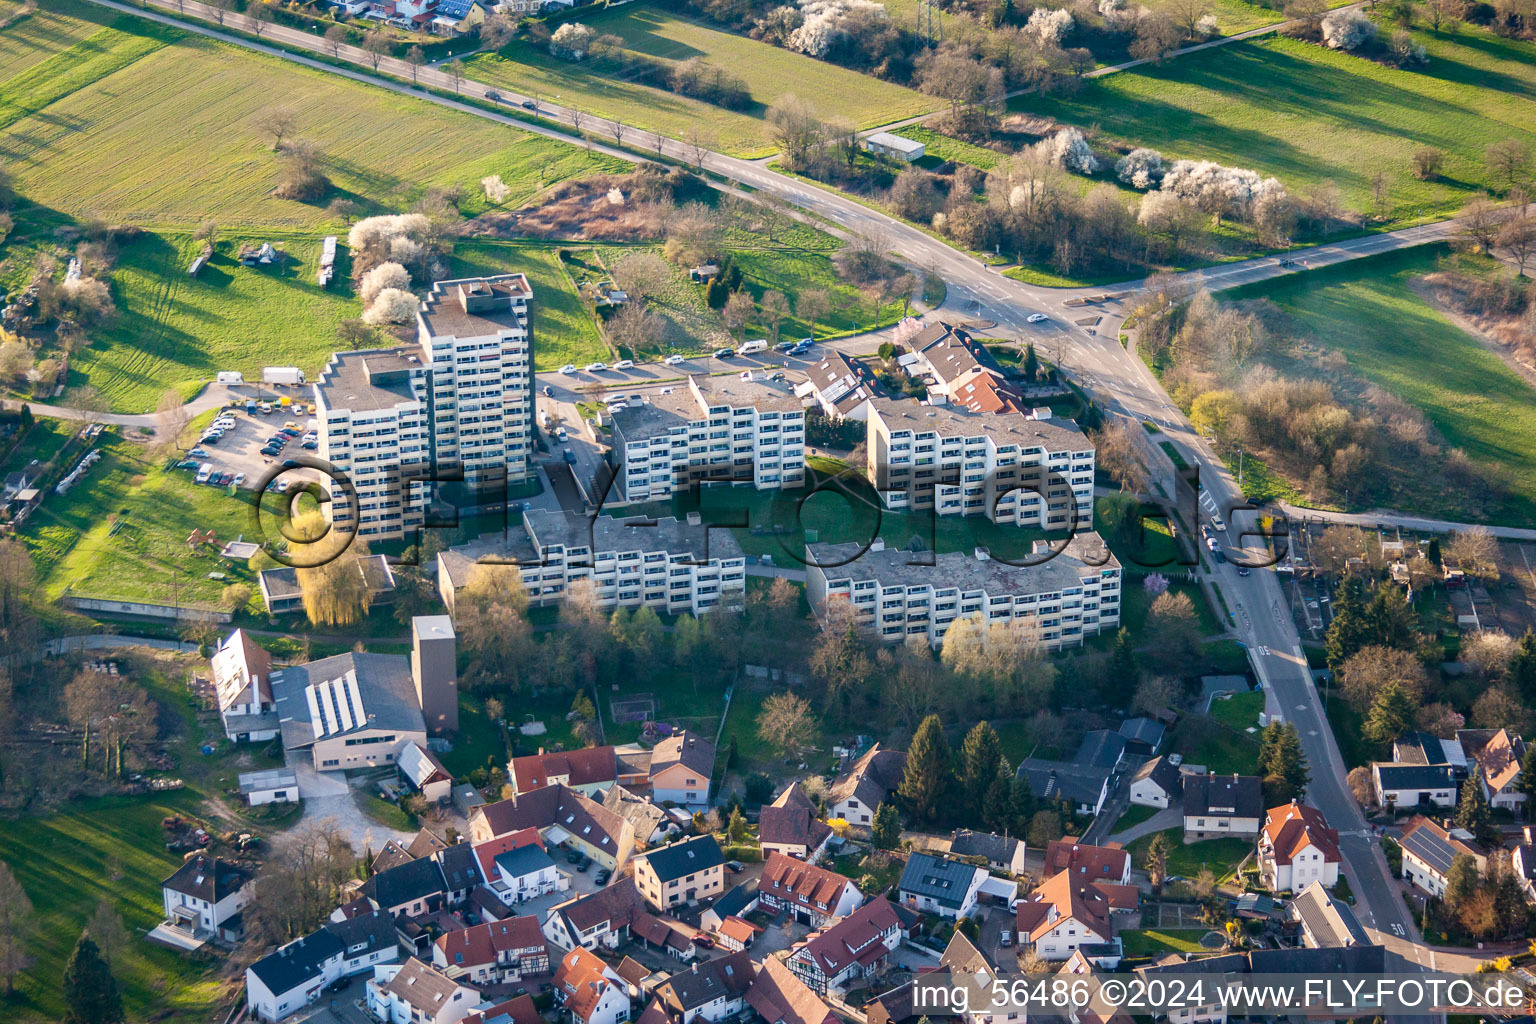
[1392,731,1466,771]
[1399,815,1486,897]
[1074,730,1128,771]
[1129,755,1182,809]
[701,882,761,933]
[634,835,725,910]
[896,851,988,919]
[1017,758,1112,817]
[759,785,833,860]
[1042,839,1131,886]
[828,744,906,826]
[1182,774,1263,841]
[1290,880,1367,949]
[1117,717,1165,757]
[759,852,863,927]
[949,829,1026,876]
[486,843,563,907]
[654,948,754,1022]
[366,957,480,1024]
[751,956,840,1024]
[541,878,649,952]
[786,898,903,994]
[509,746,619,797]
[553,946,630,1024]
[434,843,484,906]
[1257,802,1340,893]
[160,855,251,942]
[603,784,675,849]
[1135,944,1386,1024]
[364,856,449,922]
[432,916,549,986]
[651,731,715,808]
[245,910,399,1022]
[1371,762,1457,811]
[469,783,635,870]
[863,980,919,1024]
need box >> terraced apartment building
[805,532,1121,649]
[315,275,534,541]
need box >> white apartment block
[805,532,1120,649]
[865,398,1095,531]
[437,509,746,617]
[609,375,805,502]
[316,276,533,541]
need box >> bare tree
[206,0,232,26]
[796,288,831,339]
[63,384,108,427]
[1497,215,1536,276]
[1486,139,1531,191]
[759,289,791,344]
[86,901,129,967]
[686,125,711,171]
[247,2,272,37]
[406,44,425,84]
[610,251,671,303]
[252,106,297,151]
[611,119,626,148]
[1412,146,1446,181]
[363,29,391,72]
[756,691,818,753]
[723,290,755,340]
[1448,524,1499,579]
[245,820,358,945]
[1164,0,1214,38]
[324,23,348,59]
[480,12,517,48]
[155,389,189,456]
[0,862,34,995]
[1094,419,1150,495]
[443,59,466,94]
[569,106,587,138]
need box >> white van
[216,371,245,385]
[738,339,768,355]
[195,463,214,484]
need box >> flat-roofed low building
[861,131,925,163]
[609,375,805,502]
[437,509,745,618]
[866,396,1094,531]
[805,532,1120,650]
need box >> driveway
[1109,806,1182,845]
[293,765,415,853]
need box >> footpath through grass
[1225,248,1536,526]
[1012,28,1536,221]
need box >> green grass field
[0,2,617,227]
[1225,248,1536,525]
[0,1,106,81]
[1012,28,1536,220]
[1119,928,1214,956]
[1128,827,1251,878]
[463,7,937,158]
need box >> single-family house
[654,948,754,1023]
[1017,758,1113,818]
[602,784,674,849]
[211,630,278,742]
[1290,881,1367,948]
[1043,839,1132,886]
[1117,717,1165,757]
[786,898,903,995]
[749,956,840,1024]
[510,746,619,797]
[1182,774,1263,841]
[827,744,906,826]
[759,852,863,927]
[464,994,544,1024]
[650,731,715,808]
[1257,801,1341,893]
[701,882,761,934]
[365,857,449,920]
[897,851,988,919]
[433,916,550,986]
[1460,728,1528,813]
[1013,870,1133,961]
[399,741,455,804]
[949,830,1026,876]
[487,844,564,906]
[1399,815,1486,897]
[633,835,725,910]
[245,911,399,1022]
[367,957,480,1024]
[542,879,647,952]
[936,931,1026,1024]
[554,946,632,1024]
[1371,763,1457,811]
[759,785,833,860]
[161,855,251,942]
[470,783,635,870]
[1128,756,1182,809]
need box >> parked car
[541,385,554,397]
[691,935,714,948]
[789,341,812,356]
[560,364,578,375]
[566,849,583,864]
[189,447,209,459]
[274,480,291,494]
[564,450,576,464]
[583,362,608,373]
[613,359,635,370]
[594,868,611,885]
[261,447,281,457]
[576,856,592,873]
[281,459,300,469]
[232,473,246,487]
[713,348,735,359]
[177,459,200,469]
[664,354,686,366]
[302,440,318,450]
[774,340,796,351]
[1000,930,1013,948]
[1237,566,1251,577]
[283,421,300,430]
[199,433,223,445]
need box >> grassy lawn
[1167,691,1263,775]
[0,1,106,82]
[894,126,1002,171]
[1012,28,1536,221]
[1119,580,1221,636]
[1119,928,1212,956]
[1225,248,1536,525]
[1208,690,1265,731]
[1,3,617,228]
[463,7,937,158]
[359,790,417,831]
[1112,802,1163,833]
[448,241,609,370]
[1128,827,1251,878]
[440,693,510,779]
[24,432,263,610]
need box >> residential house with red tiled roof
[786,899,903,995]
[1257,802,1341,893]
[1461,728,1528,813]
[554,946,630,1024]
[650,731,715,808]
[469,784,635,870]
[463,994,543,1024]
[211,629,278,742]
[509,746,619,797]
[758,852,863,927]
[433,916,550,986]
[749,957,840,1024]
[1013,870,1135,961]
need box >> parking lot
[172,404,320,493]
